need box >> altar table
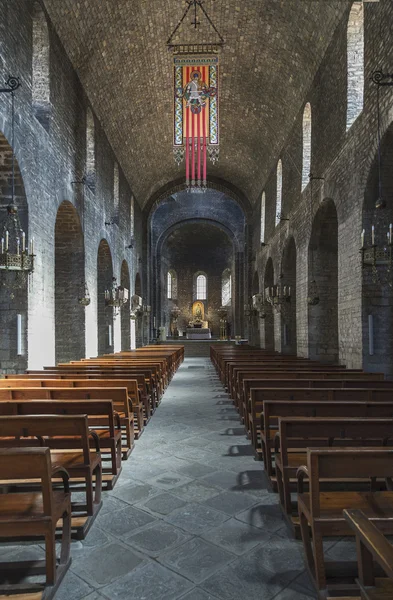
[186,328,211,340]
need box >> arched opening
[362,124,393,377]
[347,1,364,129]
[308,199,339,363]
[302,103,312,190]
[86,108,96,191]
[167,269,177,300]
[0,132,29,373]
[195,273,207,301]
[222,268,232,307]
[134,272,143,347]
[263,258,275,350]
[260,192,266,244]
[276,160,283,226]
[130,195,135,241]
[281,236,297,355]
[120,260,131,351]
[32,2,50,130]
[97,240,113,355]
[55,201,85,363]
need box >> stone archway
[120,260,131,351]
[281,236,297,355]
[0,131,29,373]
[362,123,393,377]
[97,239,113,355]
[263,258,275,350]
[308,199,338,363]
[55,201,85,363]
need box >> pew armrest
[51,465,70,494]
[89,430,101,453]
[344,509,393,579]
[274,432,281,456]
[114,411,122,430]
[296,465,309,494]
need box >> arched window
[222,269,232,306]
[32,2,50,129]
[130,195,135,238]
[260,191,266,244]
[196,274,207,300]
[113,162,119,221]
[347,1,364,130]
[275,159,283,226]
[86,108,96,190]
[167,270,177,300]
[302,103,312,190]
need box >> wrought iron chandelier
[105,277,129,315]
[265,283,291,313]
[0,77,34,279]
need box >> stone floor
[2,357,321,599]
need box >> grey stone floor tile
[100,561,193,600]
[0,543,44,562]
[273,585,316,599]
[55,571,94,600]
[109,481,160,505]
[135,491,187,516]
[203,490,259,516]
[145,471,194,490]
[71,541,146,587]
[164,502,230,534]
[174,479,221,502]
[201,517,270,555]
[179,589,222,600]
[80,593,106,600]
[235,501,285,533]
[176,461,217,479]
[96,505,156,538]
[251,536,306,582]
[97,494,128,516]
[123,521,191,557]
[201,557,288,600]
[158,537,235,583]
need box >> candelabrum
[360,224,393,287]
[105,277,129,316]
[0,204,34,280]
[264,285,291,312]
[170,305,181,337]
[78,282,91,306]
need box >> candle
[288,286,291,297]
[284,286,287,296]
[371,225,375,246]
[30,237,34,255]
[153,316,156,328]
[1,238,3,254]
[22,231,25,252]
[16,238,20,256]
[5,231,9,251]
[361,229,365,248]
[390,224,392,245]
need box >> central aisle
[61,357,318,600]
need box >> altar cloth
[186,328,211,340]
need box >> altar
[186,327,211,340]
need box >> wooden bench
[344,508,393,599]
[260,398,393,479]
[6,399,122,488]
[297,447,393,597]
[0,415,102,539]
[0,447,71,599]
[0,378,140,448]
[275,417,393,535]
[248,384,393,454]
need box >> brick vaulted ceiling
[43,0,350,208]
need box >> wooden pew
[344,508,393,599]
[248,383,393,453]
[0,415,102,539]
[5,399,122,487]
[0,378,140,447]
[297,447,393,597]
[275,417,393,536]
[0,447,71,599]
[260,398,393,479]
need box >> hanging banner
[173,55,219,189]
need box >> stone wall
[250,0,393,372]
[0,0,143,370]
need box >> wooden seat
[0,447,71,599]
[0,415,102,539]
[297,448,393,596]
[345,509,393,600]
